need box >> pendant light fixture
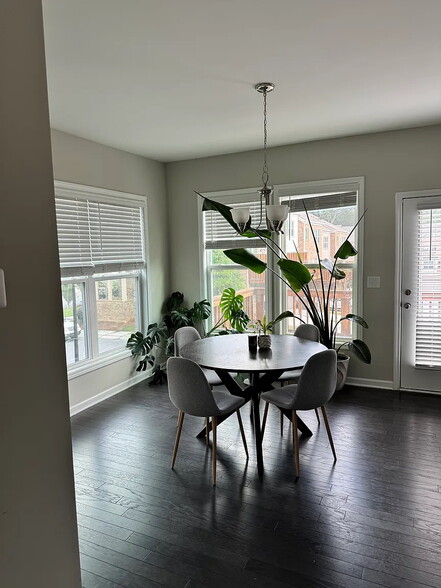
[232,83,289,233]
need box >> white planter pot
[258,334,271,349]
[336,353,350,391]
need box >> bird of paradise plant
[197,192,371,364]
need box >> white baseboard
[345,377,394,390]
[69,370,151,416]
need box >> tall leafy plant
[198,193,371,364]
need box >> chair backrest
[294,323,320,342]
[294,349,337,410]
[167,357,220,417]
[174,326,201,356]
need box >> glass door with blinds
[400,194,441,392]
[203,192,269,329]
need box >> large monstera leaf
[277,259,313,292]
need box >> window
[203,194,268,327]
[55,182,146,372]
[279,188,360,339]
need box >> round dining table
[180,333,326,475]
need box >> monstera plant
[198,192,371,371]
[127,291,211,384]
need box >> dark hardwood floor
[71,382,441,588]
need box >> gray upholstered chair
[174,326,223,387]
[260,349,337,477]
[262,323,321,433]
[167,357,248,485]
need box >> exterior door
[400,194,441,392]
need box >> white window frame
[55,181,149,379]
[273,176,365,338]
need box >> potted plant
[199,194,371,389]
[126,292,211,384]
[251,312,295,349]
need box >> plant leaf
[344,314,369,329]
[170,309,192,327]
[218,287,249,332]
[277,259,312,292]
[267,310,295,330]
[199,193,241,232]
[348,339,371,363]
[126,331,151,356]
[224,248,267,274]
[320,258,346,280]
[199,194,271,240]
[335,240,358,259]
[191,299,211,320]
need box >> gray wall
[0,2,81,587]
[51,130,169,410]
[166,124,441,383]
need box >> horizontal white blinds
[415,207,441,367]
[281,191,357,213]
[56,197,145,277]
[204,199,264,250]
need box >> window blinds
[281,191,357,213]
[415,207,441,367]
[55,197,145,277]
[204,199,264,250]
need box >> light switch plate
[367,275,380,289]
[0,269,6,308]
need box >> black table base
[196,369,313,475]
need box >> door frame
[394,188,441,392]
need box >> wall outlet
[367,275,381,289]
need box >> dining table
[180,333,326,475]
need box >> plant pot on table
[258,334,271,349]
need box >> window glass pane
[62,282,88,365]
[208,248,266,325]
[282,204,357,337]
[95,276,138,355]
[284,268,354,336]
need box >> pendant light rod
[255,83,275,201]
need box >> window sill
[67,349,132,380]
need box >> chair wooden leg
[292,410,300,477]
[315,408,321,424]
[261,402,269,438]
[205,417,210,446]
[236,410,249,459]
[321,405,337,462]
[172,411,185,469]
[280,382,285,435]
[212,416,217,485]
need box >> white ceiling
[42,0,441,163]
